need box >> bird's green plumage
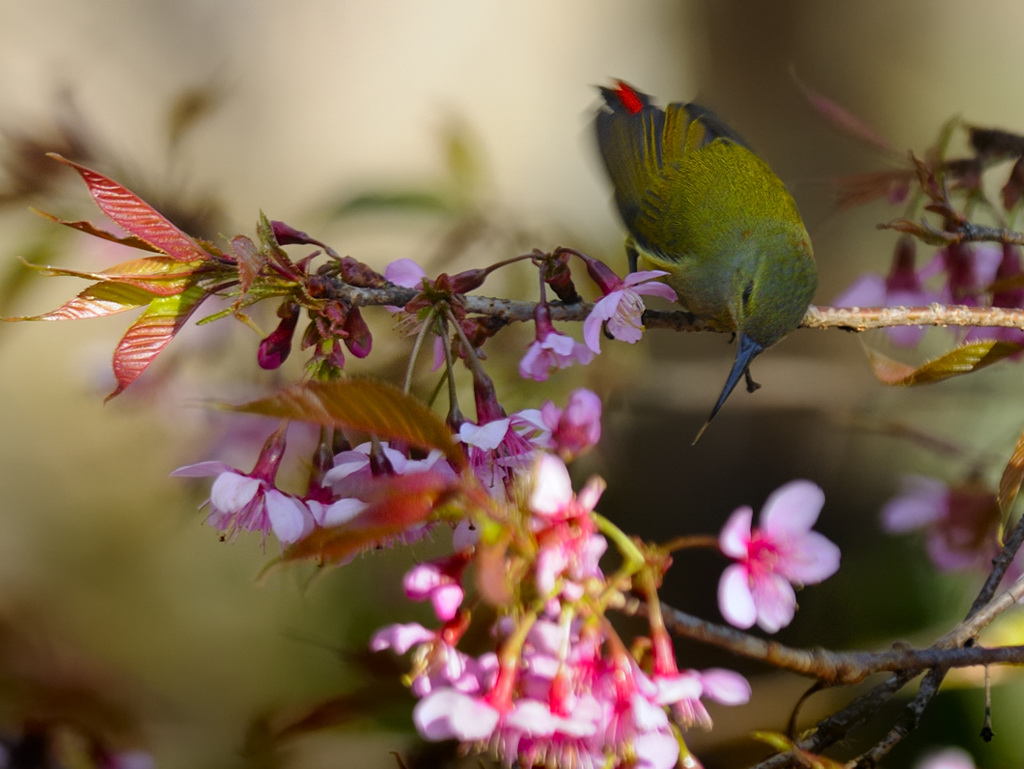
[595,81,817,439]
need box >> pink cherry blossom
[718,480,840,633]
[369,622,435,655]
[834,236,943,347]
[171,461,316,545]
[520,300,593,381]
[881,475,1001,572]
[965,244,1024,348]
[583,270,677,352]
[403,555,467,622]
[457,410,547,497]
[519,327,594,381]
[413,688,500,742]
[372,620,497,698]
[323,441,454,497]
[384,258,428,289]
[383,258,445,367]
[915,748,977,769]
[529,454,604,522]
[540,388,602,461]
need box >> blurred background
[1,1,1024,767]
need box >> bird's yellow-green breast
[594,80,817,440]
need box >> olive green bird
[594,80,817,443]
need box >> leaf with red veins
[23,257,206,297]
[230,235,264,294]
[9,282,157,321]
[284,470,457,563]
[232,379,468,472]
[31,208,160,252]
[48,154,213,263]
[106,284,209,400]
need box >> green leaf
[866,340,1024,386]
[231,379,467,472]
[107,284,209,400]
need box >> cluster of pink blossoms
[880,474,1006,576]
[373,452,753,769]
[385,255,677,383]
[167,251,846,768]
[834,236,1024,348]
[171,388,605,547]
[172,380,845,768]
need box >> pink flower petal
[210,472,261,513]
[403,562,442,597]
[718,563,756,629]
[583,294,618,352]
[384,258,427,287]
[529,454,574,516]
[459,419,511,451]
[505,700,556,736]
[312,497,367,527]
[369,622,434,654]
[452,518,479,550]
[631,691,671,733]
[916,747,977,769]
[652,671,703,705]
[779,530,841,585]
[698,668,751,705]
[834,273,886,307]
[760,480,825,537]
[170,460,235,478]
[413,689,499,742]
[881,475,947,532]
[719,507,753,558]
[264,489,313,544]
[518,340,550,381]
[751,572,797,633]
[633,729,680,769]
[631,279,678,302]
[431,583,465,621]
[622,269,669,284]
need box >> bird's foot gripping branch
[10,84,1024,769]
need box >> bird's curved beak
[692,333,764,444]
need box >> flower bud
[257,302,300,369]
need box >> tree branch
[325,276,1024,335]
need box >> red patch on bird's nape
[613,81,644,115]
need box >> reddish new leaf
[999,422,1024,515]
[8,282,156,322]
[866,340,1024,386]
[232,379,467,472]
[283,471,457,563]
[794,74,898,155]
[23,256,204,297]
[31,208,160,252]
[106,284,208,400]
[230,235,264,294]
[49,154,212,263]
